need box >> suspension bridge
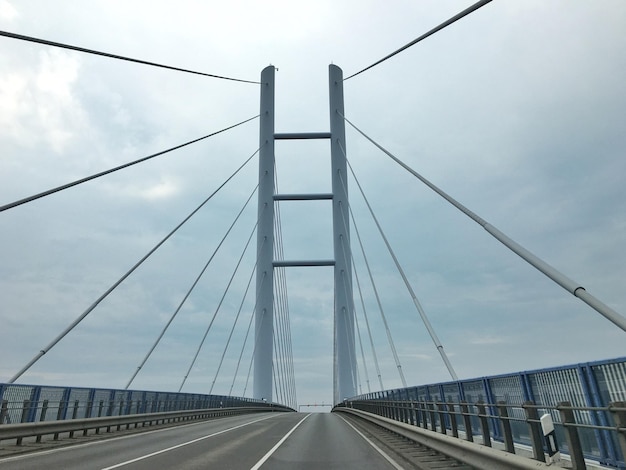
[1,1,625,468]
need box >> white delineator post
[329,64,356,403]
[254,65,275,401]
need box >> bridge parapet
[0,383,290,427]
[342,357,626,469]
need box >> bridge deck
[0,412,401,469]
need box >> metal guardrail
[0,382,289,425]
[0,406,289,445]
[335,407,553,470]
[336,399,626,469]
[349,357,626,468]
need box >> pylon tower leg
[253,66,276,401]
[329,64,356,403]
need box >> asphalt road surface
[0,412,404,469]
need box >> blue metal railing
[347,357,626,468]
[0,383,288,426]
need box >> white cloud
[0,0,17,21]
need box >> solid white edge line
[249,413,311,470]
[100,413,278,470]
[337,414,405,470]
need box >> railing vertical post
[476,401,491,447]
[523,401,546,462]
[36,399,49,443]
[17,399,30,445]
[558,401,586,470]
[69,400,79,438]
[497,401,515,453]
[461,401,473,442]
[609,401,626,465]
[437,403,447,435]
[428,402,437,432]
[0,400,8,424]
[448,401,458,438]
[420,401,428,429]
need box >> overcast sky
[1,0,624,408]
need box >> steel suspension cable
[342,115,626,333]
[8,148,259,384]
[273,213,297,408]
[126,186,258,389]
[339,266,359,394]
[209,223,259,395]
[272,228,289,406]
[272,332,285,404]
[351,248,384,391]
[344,0,493,81]
[273,173,297,407]
[229,256,267,396]
[343,176,407,388]
[353,271,372,393]
[178,187,259,392]
[0,30,259,84]
[342,154,459,381]
[335,223,372,394]
[335,192,383,391]
[0,116,259,213]
[243,297,268,397]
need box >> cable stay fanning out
[7,147,259,384]
[342,114,626,333]
[335,185,384,391]
[352,249,383,391]
[0,116,259,213]
[127,184,258,390]
[342,156,458,381]
[334,210,374,394]
[345,190,407,388]
[273,172,298,408]
[178,185,259,392]
[208,221,259,395]
[211,241,258,395]
[0,30,260,84]
[344,0,493,81]
[228,243,267,397]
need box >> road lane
[0,412,296,470]
[253,412,402,469]
[0,412,402,469]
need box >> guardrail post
[437,403,447,435]
[448,401,458,438]
[523,401,545,462]
[53,399,64,439]
[428,402,437,432]
[69,400,79,438]
[558,401,586,470]
[0,400,8,424]
[16,400,31,445]
[497,401,515,453]
[36,399,49,443]
[476,401,491,447]
[609,401,626,465]
[410,401,417,426]
[460,401,473,442]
